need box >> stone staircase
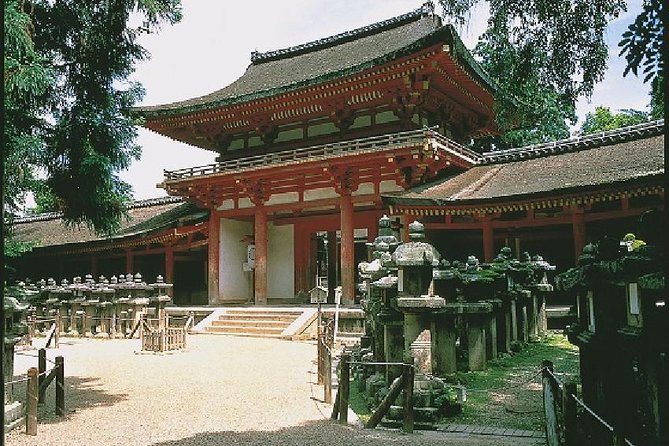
[203,308,308,338]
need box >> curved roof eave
[135,24,497,120]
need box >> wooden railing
[542,359,636,446]
[163,127,483,181]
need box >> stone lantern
[392,221,444,375]
[4,296,29,406]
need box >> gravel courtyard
[6,335,543,446]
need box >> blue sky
[124,0,650,200]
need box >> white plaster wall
[304,187,338,201]
[380,180,404,193]
[219,218,253,301]
[267,223,295,297]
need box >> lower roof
[12,197,208,250]
[385,121,665,207]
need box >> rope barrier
[571,394,613,431]
[14,351,57,364]
[5,375,31,385]
[348,360,413,367]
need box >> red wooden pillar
[208,210,221,304]
[482,217,494,262]
[401,214,410,242]
[125,249,133,273]
[571,207,586,263]
[254,206,268,304]
[340,192,355,306]
[165,245,174,284]
[367,217,378,242]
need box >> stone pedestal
[486,313,498,361]
[432,314,457,375]
[528,294,538,340]
[467,315,487,371]
[403,312,432,375]
[510,299,518,343]
[382,321,404,383]
[81,301,94,337]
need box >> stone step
[205,325,285,336]
[224,309,303,315]
[202,329,284,339]
[216,314,298,322]
[210,319,290,328]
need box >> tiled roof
[11,197,207,249]
[387,121,665,206]
[136,4,494,117]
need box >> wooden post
[317,305,324,385]
[542,360,560,446]
[38,348,46,403]
[56,356,65,416]
[26,367,38,435]
[207,210,221,304]
[327,231,337,304]
[254,206,268,304]
[324,344,332,404]
[54,313,60,347]
[482,217,494,262]
[365,374,406,429]
[339,353,350,424]
[339,193,355,306]
[612,431,626,446]
[564,382,578,446]
[330,387,340,420]
[403,356,415,433]
[571,207,586,263]
[125,249,134,273]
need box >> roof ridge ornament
[479,118,665,165]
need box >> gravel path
[5,336,543,446]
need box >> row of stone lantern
[358,216,555,384]
[554,209,666,446]
[13,273,173,339]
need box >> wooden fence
[11,348,66,436]
[542,359,635,446]
[330,355,416,433]
[140,313,192,352]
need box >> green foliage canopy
[439,0,626,149]
[579,106,649,135]
[3,0,182,238]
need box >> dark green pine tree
[3,0,182,239]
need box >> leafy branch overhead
[619,0,664,83]
[3,0,182,237]
[438,0,666,147]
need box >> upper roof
[12,197,207,250]
[136,3,494,118]
[386,120,665,206]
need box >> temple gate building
[10,5,665,308]
[135,4,497,306]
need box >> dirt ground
[5,335,544,446]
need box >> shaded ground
[5,335,541,446]
[447,332,579,431]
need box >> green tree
[3,0,182,240]
[618,0,664,119]
[579,106,648,135]
[439,0,626,149]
